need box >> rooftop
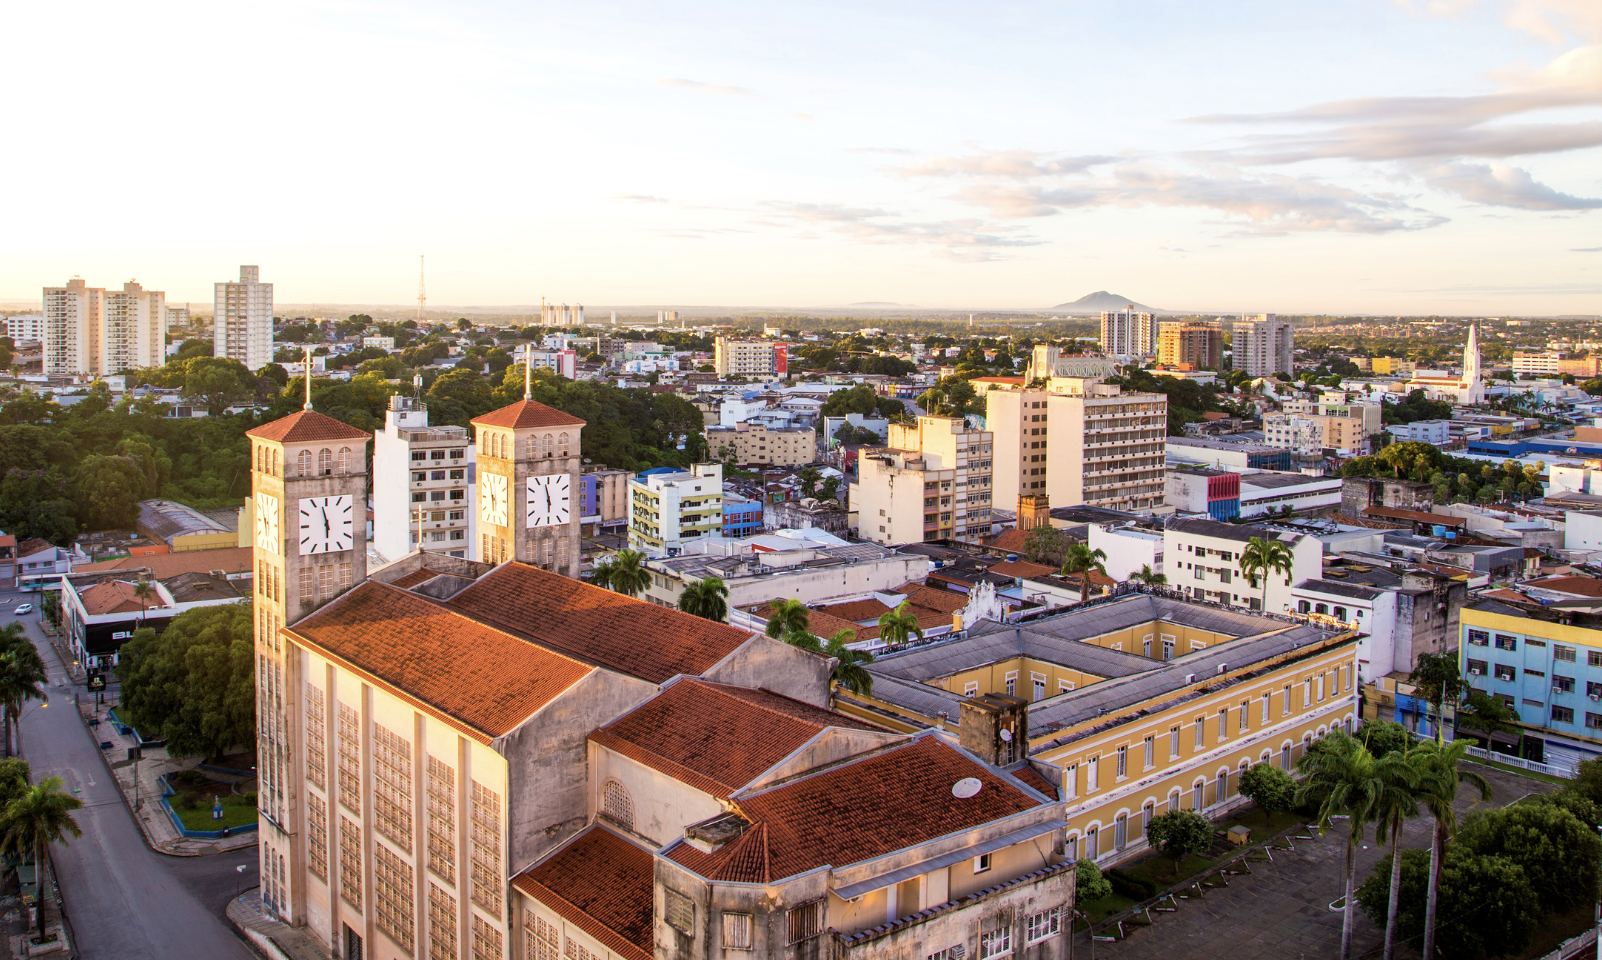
[246,410,371,444]
[78,580,147,616]
[137,499,236,541]
[514,825,653,960]
[470,398,587,430]
[70,545,255,579]
[1167,515,1295,544]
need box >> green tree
[1296,731,1392,960]
[1358,720,1411,759]
[1075,858,1113,902]
[1130,564,1167,587]
[1455,801,1602,915]
[0,776,83,937]
[1060,543,1107,601]
[73,454,146,530]
[1412,738,1491,960]
[1371,746,1423,960]
[876,601,924,648]
[676,576,729,622]
[1356,848,1538,960]
[764,598,811,642]
[178,357,255,415]
[0,627,46,758]
[0,758,30,810]
[1238,535,1294,611]
[603,550,651,598]
[779,627,875,696]
[115,604,255,761]
[1022,525,1066,567]
[1407,653,1463,744]
[1456,689,1519,748]
[1237,761,1295,826]
[1144,809,1213,878]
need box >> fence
[1460,742,1578,779]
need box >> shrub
[1075,859,1113,902]
[1105,868,1157,900]
[172,770,207,788]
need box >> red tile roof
[984,528,1031,555]
[1008,765,1058,800]
[447,563,755,684]
[989,559,1057,580]
[16,538,54,559]
[471,399,587,430]
[246,410,371,443]
[816,598,893,623]
[78,580,148,616]
[389,567,446,589]
[590,679,885,799]
[900,585,967,615]
[1362,506,1466,527]
[70,546,254,579]
[666,735,1040,883]
[288,580,593,742]
[969,377,1026,385]
[513,825,653,960]
[1528,575,1602,597]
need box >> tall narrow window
[426,757,456,883]
[432,885,460,960]
[339,816,363,909]
[305,686,326,790]
[1239,700,1250,733]
[1085,755,1099,792]
[1143,735,1154,770]
[1194,716,1205,749]
[337,703,361,814]
[1115,745,1127,779]
[472,916,503,960]
[470,780,503,917]
[307,794,328,882]
[1169,725,1181,758]
[373,724,413,853]
[1217,706,1229,742]
[375,844,415,955]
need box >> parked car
[12,604,32,615]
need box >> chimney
[960,693,1030,766]
[1018,494,1050,532]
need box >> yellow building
[835,595,1359,866]
[1156,320,1223,369]
[705,422,816,467]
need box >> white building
[1291,580,1397,682]
[1099,308,1159,359]
[165,305,190,331]
[1166,469,1342,519]
[525,347,576,379]
[1386,419,1452,445]
[1263,413,1323,456]
[850,416,994,545]
[628,463,724,556]
[1163,516,1322,614]
[1087,522,1163,581]
[713,336,788,377]
[6,314,44,343]
[372,396,475,562]
[362,336,396,351]
[1044,378,1167,513]
[214,264,274,370]
[42,278,101,375]
[100,281,166,374]
[1236,314,1294,378]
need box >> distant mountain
[845,301,919,308]
[1050,291,1164,314]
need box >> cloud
[899,150,1118,179]
[1503,0,1602,44]
[757,201,1043,260]
[610,193,667,203]
[654,78,760,98]
[1421,161,1602,209]
[1576,245,1602,251]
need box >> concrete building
[721,493,764,538]
[713,337,788,378]
[851,417,994,545]
[6,313,44,343]
[471,396,587,574]
[643,536,930,613]
[984,384,1051,503]
[99,281,166,373]
[42,278,102,375]
[215,265,274,371]
[1024,345,1120,383]
[579,465,631,533]
[1512,351,1562,376]
[60,562,252,669]
[1087,521,1164,581]
[1163,516,1322,614]
[629,463,725,556]
[1044,379,1166,513]
[834,596,1359,870]
[136,499,240,552]
[1235,314,1294,378]
[705,422,816,467]
[1386,419,1451,445]
[766,496,850,536]
[1099,309,1159,359]
[372,396,475,563]
[1166,437,1293,472]
[1293,560,1465,685]
[1157,320,1223,369]
[165,305,191,332]
[1338,476,1435,519]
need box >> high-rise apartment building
[371,396,476,563]
[215,265,274,371]
[713,336,789,378]
[1157,320,1223,369]
[6,314,44,343]
[1236,313,1294,378]
[101,281,166,374]
[1100,308,1159,359]
[983,384,1051,503]
[1045,378,1167,512]
[850,416,994,545]
[42,278,102,375]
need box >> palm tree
[1061,543,1108,602]
[1412,739,1491,960]
[1238,535,1294,612]
[1295,732,1391,960]
[0,776,83,938]
[606,549,651,598]
[1371,747,1424,960]
[586,562,613,591]
[0,629,45,759]
[876,602,924,649]
[1131,564,1167,588]
[764,598,811,643]
[677,576,729,622]
[133,576,154,621]
[780,627,875,696]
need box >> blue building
[722,493,764,538]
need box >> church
[1406,323,1486,405]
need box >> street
[7,588,257,960]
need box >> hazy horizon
[5,1,1600,315]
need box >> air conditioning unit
[1590,694,1601,702]
[1469,667,1482,676]
[1552,686,1565,695]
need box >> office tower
[215,265,274,370]
[42,278,103,375]
[1236,313,1294,378]
[1157,320,1223,368]
[1099,308,1159,359]
[983,383,1051,503]
[713,336,789,377]
[101,281,166,374]
[1045,378,1167,512]
[371,396,476,563]
[850,416,994,545]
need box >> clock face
[480,472,509,526]
[254,493,280,554]
[526,473,572,528]
[299,495,355,555]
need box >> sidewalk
[77,700,258,858]
[228,888,330,960]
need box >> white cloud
[757,202,1043,260]
[1421,161,1602,209]
[898,150,1119,179]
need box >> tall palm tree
[1239,535,1294,612]
[764,598,811,643]
[876,601,923,648]
[1372,747,1424,960]
[133,576,154,621]
[0,629,45,759]
[586,562,613,591]
[0,776,83,937]
[1295,732,1389,960]
[1412,739,1491,960]
[1061,543,1108,602]
[780,628,875,696]
[1131,564,1167,587]
[606,549,651,598]
[677,576,729,622]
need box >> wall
[1567,510,1602,551]
[1088,525,1162,582]
[590,741,724,848]
[701,633,834,709]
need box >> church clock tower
[246,391,372,927]
[470,353,586,574]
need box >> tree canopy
[115,603,255,761]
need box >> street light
[235,863,248,901]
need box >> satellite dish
[1000,728,1014,742]
[952,778,982,799]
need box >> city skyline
[3,1,1600,314]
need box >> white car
[12,604,32,616]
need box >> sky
[3,0,1601,315]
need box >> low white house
[1088,522,1163,581]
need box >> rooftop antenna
[302,347,313,411]
[523,344,532,400]
[417,255,427,323]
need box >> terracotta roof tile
[389,567,446,589]
[70,546,255,579]
[666,736,1040,882]
[447,563,754,684]
[900,585,967,615]
[989,559,1057,580]
[514,825,653,960]
[78,580,148,616]
[471,399,587,430]
[1361,506,1465,526]
[288,580,592,741]
[590,679,885,799]
[16,538,54,559]
[246,410,372,443]
[1528,575,1602,597]
[816,598,893,623]
[984,528,1030,554]
[1008,766,1058,800]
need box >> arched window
[542,434,554,459]
[526,435,539,460]
[270,449,280,477]
[497,434,507,459]
[337,447,351,474]
[318,448,333,476]
[1217,768,1229,804]
[296,450,312,477]
[255,446,262,472]
[558,432,570,456]
[601,779,634,830]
